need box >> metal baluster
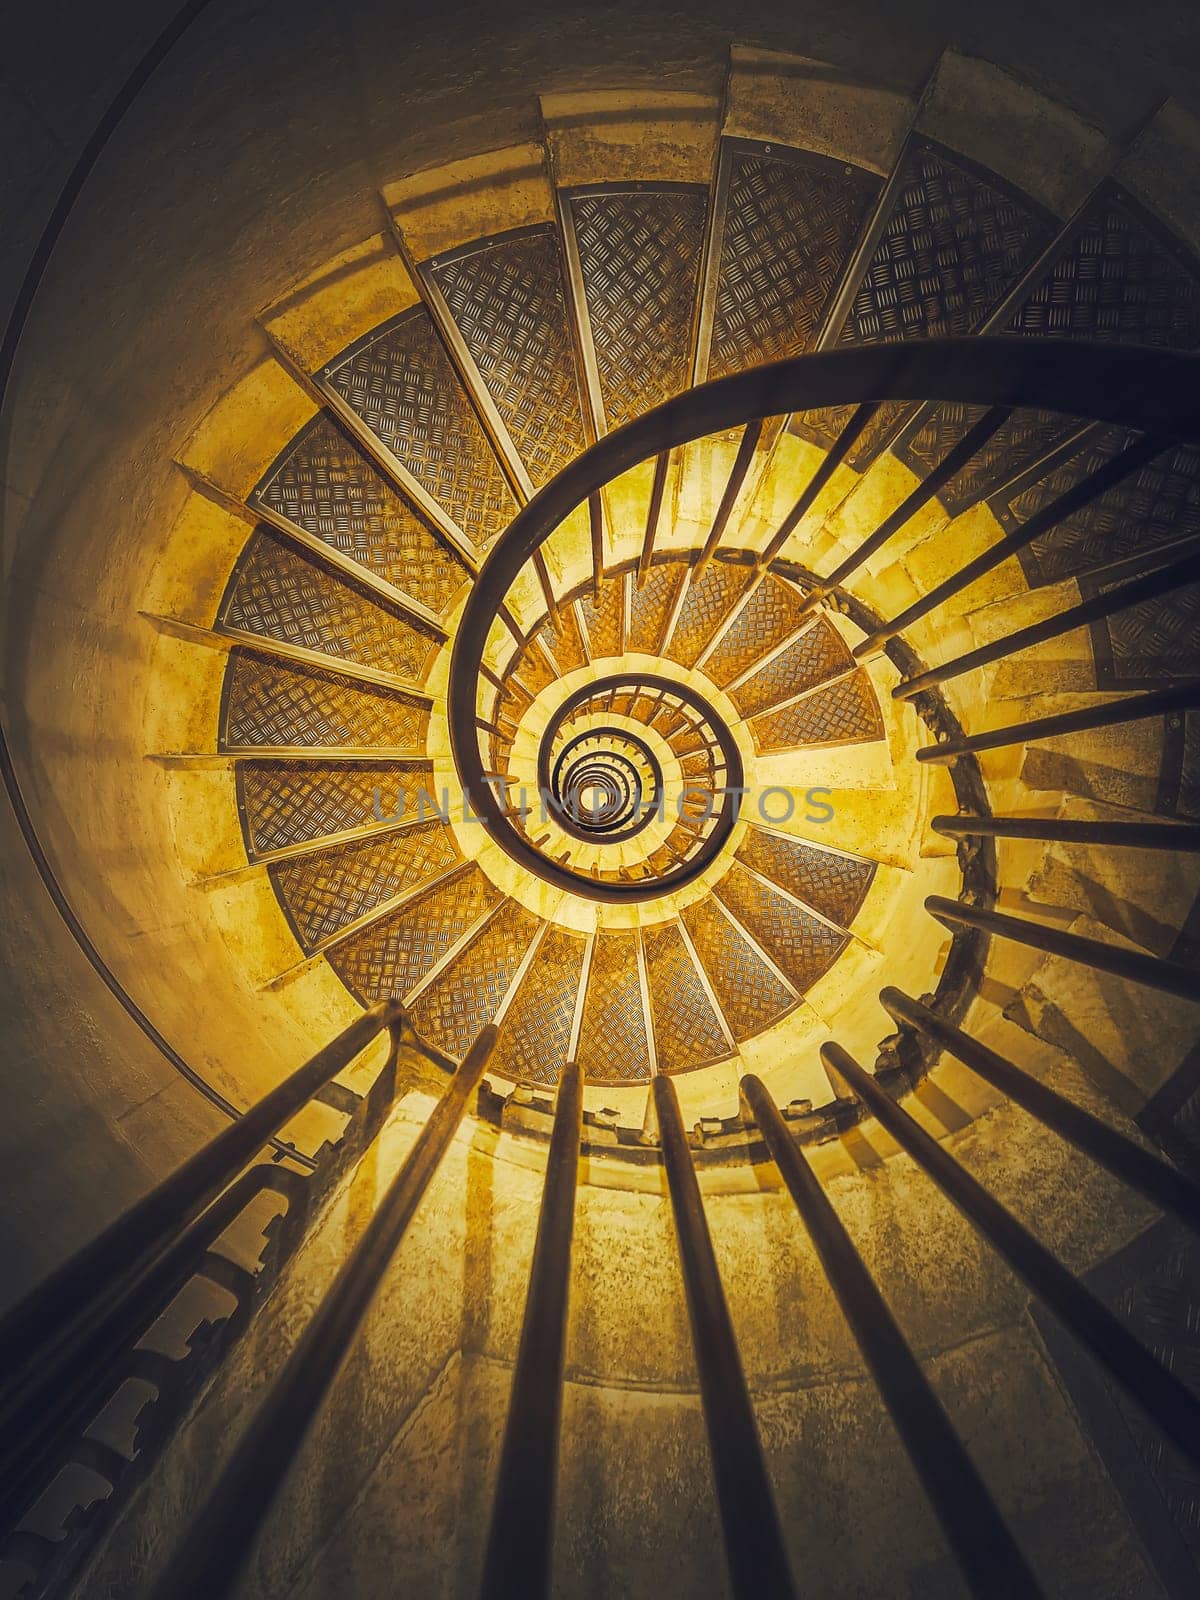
[796,406,1011,616]
[756,402,878,570]
[741,1074,1044,1600]
[151,1025,498,1600]
[932,814,1200,851]
[879,989,1200,1232]
[695,418,764,575]
[915,681,1200,762]
[638,450,671,587]
[821,1042,1200,1471]
[589,491,604,602]
[925,894,1199,1002]
[894,546,1200,700]
[654,1073,797,1600]
[480,1062,583,1600]
[855,432,1171,657]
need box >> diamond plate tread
[996,427,1200,588]
[1005,186,1200,349]
[751,669,884,752]
[896,404,1081,518]
[702,574,807,686]
[409,899,542,1059]
[270,821,461,948]
[570,186,707,429]
[1180,713,1200,821]
[709,146,880,380]
[222,651,428,750]
[791,150,1053,458]
[579,578,624,659]
[713,862,848,992]
[538,607,587,675]
[736,828,876,929]
[329,864,502,1004]
[429,228,588,489]
[730,618,853,717]
[253,413,471,615]
[493,925,588,1087]
[666,562,750,667]
[1087,575,1200,688]
[322,308,517,547]
[841,144,1054,347]
[642,921,731,1074]
[237,761,435,855]
[680,897,796,1040]
[628,563,685,654]
[221,528,439,682]
[575,931,652,1083]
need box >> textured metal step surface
[562,183,707,431]
[322,306,517,549]
[642,920,732,1074]
[271,822,462,949]
[492,925,589,1088]
[237,761,436,857]
[627,563,686,655]
[428,225,588,488]
[795,140,1056,462]
[408,899,543,1058]
[220,651,428,752]
[729,618,853,718]
[713,861,848,994]
[664,562,749,667]
[574,930,652,1084]
[701,575,807,687]
[252,413,471,615]
[680,897,797,1040]
[220,528,440,683]
[329,865,502,1004]
[736,827,876,929]
[704,138,880,380]
[750,670,884,753]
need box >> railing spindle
[695,418,764,574]
[915,681,1200,762]
[932,814,1200,851]
[654,1073,797,1600]
[151,1024,498,1600]
[797,405,1011,615]
[638,449,671,586]
[879,989,1200,1232]
[820,1042,1200,1471]
[893,545,1200,699]
[741,1074,1044,1600]
[756,401,878,569]
[925,895,1199,1002]
[480,1061,583,1600]
[855,432,1171,657]
[588,490,604,602]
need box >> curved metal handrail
[449,338,1200,893]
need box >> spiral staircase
[3,33,1200,1600]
